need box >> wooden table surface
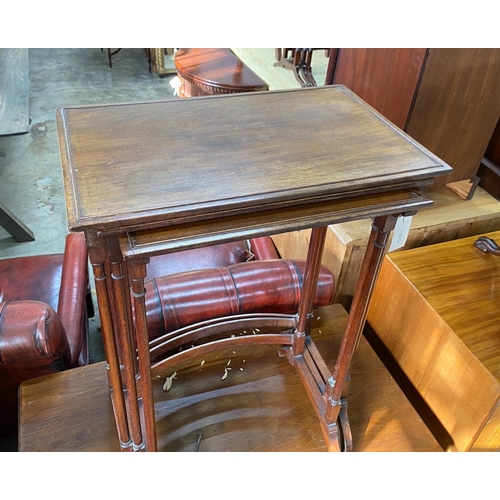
[57,85,451,234]
[367,230,500,451]
[19,304,441,452]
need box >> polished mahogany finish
[407,49,500,187]
[57,85,451,451]
[174,48,268,98]
[0,233,91,437]
[329,48,427,130]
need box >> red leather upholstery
[143,235,335,341]
[145,259,335,338]
[0,233,90,437]
[147,241,253,279]
[248,236,280,261]
[0,301,70,367]
[146,237,279,279]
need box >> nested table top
[56,85,451,233]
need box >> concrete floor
[0,48,178,450]
[1,48,177,257]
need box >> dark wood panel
[407,48,500,185]
[477,120,500,199]
[332,48,427,129]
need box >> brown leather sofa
[144,237,335,340]
[0,232,92,437]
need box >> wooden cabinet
[328,49,500,192]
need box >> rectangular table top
[56,85,452,232]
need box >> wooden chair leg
[103,49,122,68]
[144,48,152,73]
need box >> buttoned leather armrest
[145,259,334,339]
[56,233,89,366]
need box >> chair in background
[274,48,330,87]
[0,232,92,437]
[101,48,122,68]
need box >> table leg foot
[338,399,353,451]
[283,341,353,451]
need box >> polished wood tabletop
[57,85,450,233]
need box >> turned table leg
[86,233,133,450]
[324,214,399,450]
[129,258,158,451]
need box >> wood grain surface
[407,48,500,186]
[56,85,451,232]
[332,48,427,129]
[367,230,500,451]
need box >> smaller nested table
[19,304,442,452]
[56,85,451,452]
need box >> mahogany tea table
[56,85,451,452]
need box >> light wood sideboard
[366,230,500,451]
